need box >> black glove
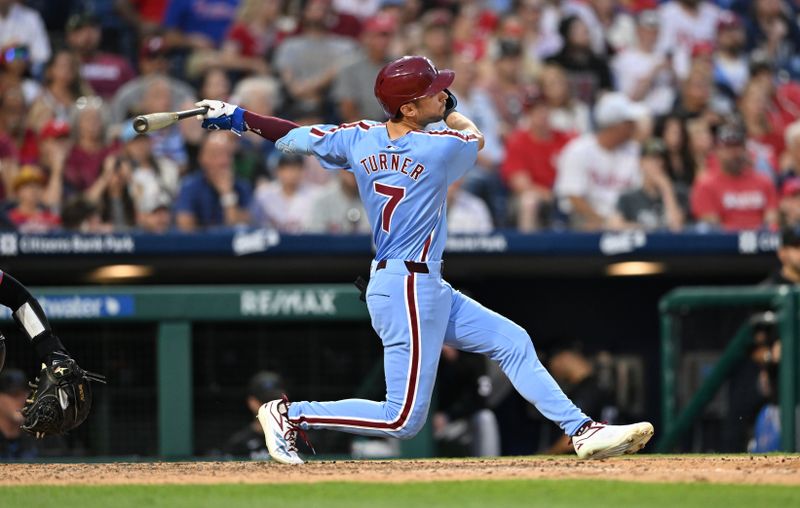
[444,89,458,119]
[354,276,368,303]
[21,352,106,438]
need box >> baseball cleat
[257,397,304,465]
[572,421,654,460]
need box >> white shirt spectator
[550,102,592,135]
[131,158,180,214]
[250,181,319,233]
[0,3,51,67]
[332,0,380,20]
[447,189,494,234]
[612,48,675,116]
[555,134,642,219]
[656,1,720,79]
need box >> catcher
[0,269,104,438]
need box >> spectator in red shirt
[6,165,61,233]
[221,0,286,74]
[502,90,572,231]
[691,122,779,230]
[64,98,116,195]
[65,13,136,99]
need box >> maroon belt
[376,260,431,274]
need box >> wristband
[220,192,238,207]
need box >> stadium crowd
[2,0,800,234]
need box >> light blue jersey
[279,121,479,261]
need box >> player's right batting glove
[443,89,458,120]
[196,99,248,136]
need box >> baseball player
[196,56,654,464]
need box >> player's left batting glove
[196,99,248,136]
[443,89,458,119]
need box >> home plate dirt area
[1,456,798,486]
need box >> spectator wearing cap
[26,50,92,132]
[611,9,676,116]
[0,0,51,74]
[163,0,238,51]
[502,90,573,231]
[764,226,800,284]
[745,0,800,80]
[656,0,721,80]
[779,178,800,228]
[65,13,136,99]
[545,15,613,105]
[485,39,528,139]
[608,138,687,232]
[0,368,38,458]
[332,13,397,123]
[538,64,591,135]
[223,371,286,459]
[690,122,778,231]
[64,98,116,197]
[110,36,197,124]
[175,132,251,232]
[250,153,319,233]
[0,44,42,106]
[713,11,749,98]
[555,92,645,231]
[272,0,359,118]
[307,170,370,234]
[7,164,61,233]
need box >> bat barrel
[132,116,149,133]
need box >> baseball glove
[21,352,106,438]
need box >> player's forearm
[445,112,485,150]
[243,111,300,142]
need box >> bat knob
[133,116,149,133]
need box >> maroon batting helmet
[374,56,455,118]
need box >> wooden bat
[132,106,209,133]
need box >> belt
[376,259,432,274]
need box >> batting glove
[443,89,458,119]
[196,99,247,136]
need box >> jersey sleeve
[276,123,370,171]
[440,130,480,185]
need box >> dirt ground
[1,456,798,486]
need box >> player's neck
[386,118,420,140]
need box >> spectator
[65,13,136,99]
[539,63,591,135]
[272,0,358,116]
[34,119,71,208]
[502,90,572,231]
[555,92,645,231]
[63,98,115,196]
[0,0,51,73]
[116,120,180,228]
[612,9,676,117]
[111,35,197,123]
[417,9,453,71]
[332,13,396,123]
[223,371,286,459]
[446,179,494,235]
[608,138,687,232]
[714,11,750,98]
[175,132,251,232]
[433,346,500,457]
[307,170,369,234]
[7,165,61,233]
[250,153,318,233]
[749,56,800,139]
[27,50,92,132]
[778,178,800,228]
[655,114,695,186]
[60,196,112,233]
[136,76,190,170]
[546,15,613,105]
[782,119,800,177]
[739,81,783,176]
[85,153,137,231]
[230,76,281,185]
[198,67,231,101]
[485,39,527,138]
[0,44,42,105]
[690,121,778,230]
[115,0,170,37]
[671,64,729,125]
[163,0,238,51]
[515,0,561,61]
[220,0,285,76]
[686,117,715,178]
[0,85,34,166]
[582,0,637,55]
[745,0,800,80]
[656,0,721,79]
[333,0,381,20]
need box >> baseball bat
[132,106,209,133]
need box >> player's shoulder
[309,120,382,138]
[413,127,479,143]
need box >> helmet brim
[424,69,455,98]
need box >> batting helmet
[374,56,455,118]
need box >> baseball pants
[288,259,590,438]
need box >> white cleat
[257,398,304,465]
[572,421,654,460]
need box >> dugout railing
[658,286,800,452]
[0,285,433,459]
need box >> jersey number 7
[374,182,405,233]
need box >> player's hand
[443,89,458,119]
[195,99,248,136]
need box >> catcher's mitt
[21,352,106,438]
